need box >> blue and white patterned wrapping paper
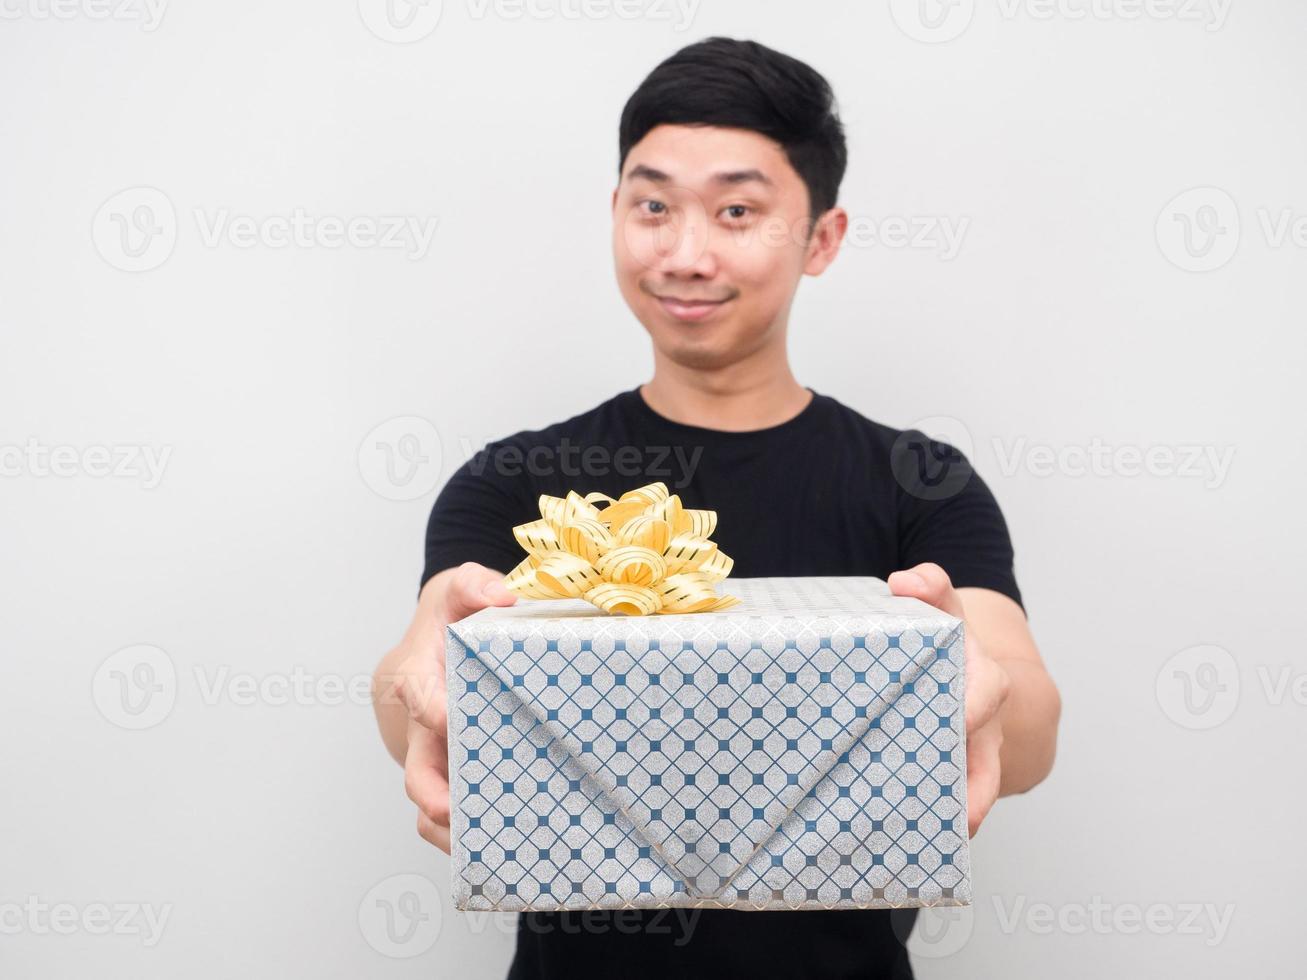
[446,576,969,912]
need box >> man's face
[611,124,845,371]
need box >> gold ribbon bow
[504,481,740,615]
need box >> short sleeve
[419,445,535,593]
[894,440,1024,613]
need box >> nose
[640,197,721,278]
[656,206,718,279]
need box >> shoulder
[812,393,910,450]
[812,394,1002,531]
[815,394,972,481]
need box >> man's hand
[888,563,1013,838]
[372,562,517,854]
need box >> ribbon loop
[504,555,553,598]
[662,534,717,575]
[513,518,562,557]
[595,545,666,587]
[675,507,717,539]
[560,518,613,564]
[534,552,602,598]
[538,490,602,526]
[616,515,672,553]
[657,571,741,613]
[584,582,662,616]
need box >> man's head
[612,37,849,372]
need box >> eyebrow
[625,164,775,189]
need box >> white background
[1,0,1304,977]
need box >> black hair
[618,37,847,221]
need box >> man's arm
[956,585,1061,797]
[375,436,536,852]
[371,562,517,854]
[889,563,1061,836]
[373,572,446,765]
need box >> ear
[802,207,848,277]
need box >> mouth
[654,294,732,322]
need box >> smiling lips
[655,294,732,322]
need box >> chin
[656,334,740,371]
[660,349,728,371]
[634,302,765,367]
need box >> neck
[640,343,811,432]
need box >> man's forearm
[994,656,1061,796]
[372,573,448,765]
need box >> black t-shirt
[422,386,1023,980]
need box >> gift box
[445,576,970,911]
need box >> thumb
[439,562,518,624]
[888,562,965,619]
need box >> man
[373,36,1060,980]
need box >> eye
[721,204,753,222]
[638,199,669,220]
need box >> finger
[402,670,448,733]
[966,720,1004,838]
[417,811,452,855]
[439,562,518,624]
[887,562,965,619]
[965,651,1011,733]
[406,767,451,830]
[404,726,452,825]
